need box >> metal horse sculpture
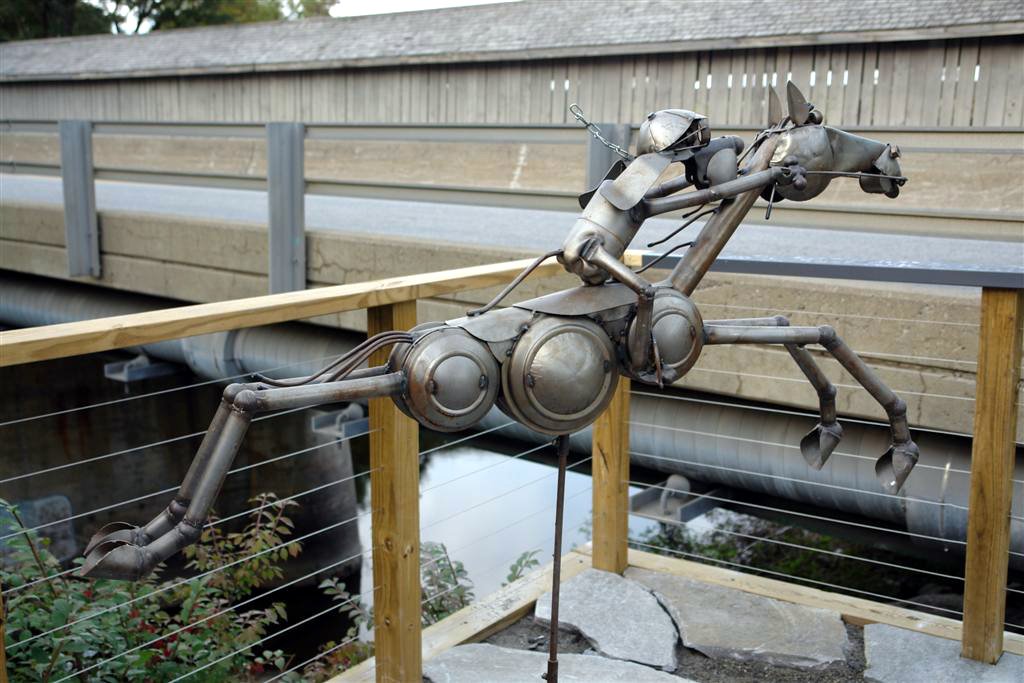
[82,82,914,680]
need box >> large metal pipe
[477,392,1024,568]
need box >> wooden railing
[1,255,1021,680]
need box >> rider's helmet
[636,109,710,157]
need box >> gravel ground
[485,616,867,682]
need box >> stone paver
[864,623,1024,683]
[534,568,678,670]
[423,643,690,683]
[626,567,848,670]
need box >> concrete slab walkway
[423,643,691,682]
[863,623,1024,683]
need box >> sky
[88,0,516,33]
[329,0,513,17]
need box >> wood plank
[842,45,865,126]
[982,41,1013,127]
[746,49,768,127]
[935,41,959,126]
[575,546,1024,657]
[368,301,421,683]
[591,378,631,574]
[0,256,567,367]
[888,44,915,126]
[825,46,847,126]
[919,41,947,127]
[726,50,745,125]
[961,288,1024,663]
[332,551,591,682]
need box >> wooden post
[591,378,631,573]
[367,301,421,682]
[962,288,1024,663]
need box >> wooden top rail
[0,256,573,367]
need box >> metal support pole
[962,288,1024,663]
[545,434,570,683]
[58,120,100,278]
[266,122,306,293]
[585,123,630,189]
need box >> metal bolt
[526,373,535,388]
[479,375,488,389]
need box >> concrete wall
[3,202,1016,441]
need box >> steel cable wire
[0,403,315,485]
[691,366,974,402]
[626,419,998,481]
[628,450,970,512]
[630,389,977,440]
[628,540,965,618]
[167,586,376,683]
[8,509,374,651]
[358,511,593,683]
[631,496,964,582]
[0,429,372,541]
[0,349,357,427]
[420,455,594,533]
[189,502,593,683]
[623,480,965,546]
[265,632,365,683]
[52,547,374,682]
[420,442,548,495]
[695,301,980,328]
[6,465,378,596]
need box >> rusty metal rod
[544,434,570,683]
[664,137,779,295]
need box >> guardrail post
[58,120,100,278]
[367,301,421,682]
[591,378,631,573]
[585,123,631,190]
[962,287,1024,663]
[266,122,306,293]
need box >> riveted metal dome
[636,109,710,156]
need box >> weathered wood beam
[962,288,1024,663]
[367,301,421,683]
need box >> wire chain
[569,103,634,161]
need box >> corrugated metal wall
[2,36,1020,127]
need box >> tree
[0,0,110,41]
[114,0,283,33]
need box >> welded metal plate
[599,153,672,210]
[515,282,638,316]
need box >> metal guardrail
[647,253,1024,289]
[2,119,1022,241]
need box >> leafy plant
[1,494,299,682]
[504,549,541,586]
[420,541,474,626]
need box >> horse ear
[767,86,783,126]
[786,81,811,125]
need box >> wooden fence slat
[825,45,847,125]
[591,379,631,574]
[961,288,1024,663]
[367,301,421,683]
[841,45,864,126]
[0,257,565,367]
